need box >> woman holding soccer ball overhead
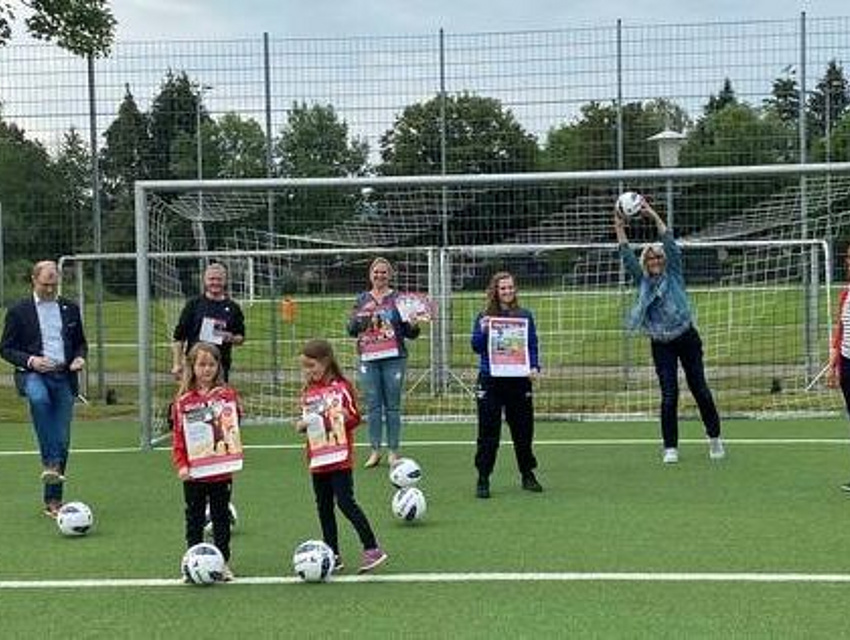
[613,196,725,465]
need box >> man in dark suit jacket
[1,260,87,518]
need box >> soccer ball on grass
[181,542,226,585]
[391,487,427,522]
[292,539,335,583]
[56,501,94,536]
[388,457,422,488]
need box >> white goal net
[122,164,848,446]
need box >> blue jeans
[359,357,406,452]
[23,372,75,503]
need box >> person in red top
[295,338,388,574]
[172,342,242,581]
[828,244,850,491]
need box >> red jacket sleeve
[340,379,361,432]
[832,288,850,366]
[171,393,190,471]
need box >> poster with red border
[302,383,350,470]
[356,307,400,361]
[487,317,531,378]
[182,399,244,479]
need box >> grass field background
[2,417,850,637]
[0,283,837,425]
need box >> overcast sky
[113,0,847,40]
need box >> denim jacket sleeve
[661,230,682,277]
[618,243,643,284]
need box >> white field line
[0,438,847,457]
[4,571,850,589]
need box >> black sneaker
[476,477,490,499]
[522,473,543,493]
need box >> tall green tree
[379,93,536,175]
[276,102,367,178]
[378,93,537,244]
[824,113,850,162]
[148,71,204,181]
[274,102,368,232]
[704,78,737,115]
[209,113,268,179]
[0,117,64,263]
[808,59,850,138]
[680,101,795,231]
[682,102,791,167]
[171,112,268,179]
[101,84,150,194]
[541,99,690,171]
[99,84,150,255]
[0,0,115,56]
[54,126,91,252]
[764,73,800,125]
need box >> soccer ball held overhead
[616,191,644,218]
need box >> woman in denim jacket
[614,198,724,465]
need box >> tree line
[0,2,849,292]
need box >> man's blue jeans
[359,357,407,453]
[23,371,75,503]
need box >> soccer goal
[126,164,848,447]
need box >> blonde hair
[369,256,393,275]
[178,343,224,394]
[639,244,666,275]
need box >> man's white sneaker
[662,448,679,464]
[709,437,726,460]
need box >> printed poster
[356,307,400,361]
[199,316,226,345]
[182,399,244,479]
[487,316,531,378]
[302,385,350,470]
[396,292,435,324]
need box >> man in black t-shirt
[171,263,246,382]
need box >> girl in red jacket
[172,342,242,581]
[296,339,387,573]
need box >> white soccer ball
[56,501,94,536]
[391,487,427,522]
[181,543,226,585]
[204,502,239,537]
[616,191,644,218]
[388,457,422,488]
[292,539,335,583]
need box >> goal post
[130,163,850,448]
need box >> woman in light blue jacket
[614,199,724,465]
